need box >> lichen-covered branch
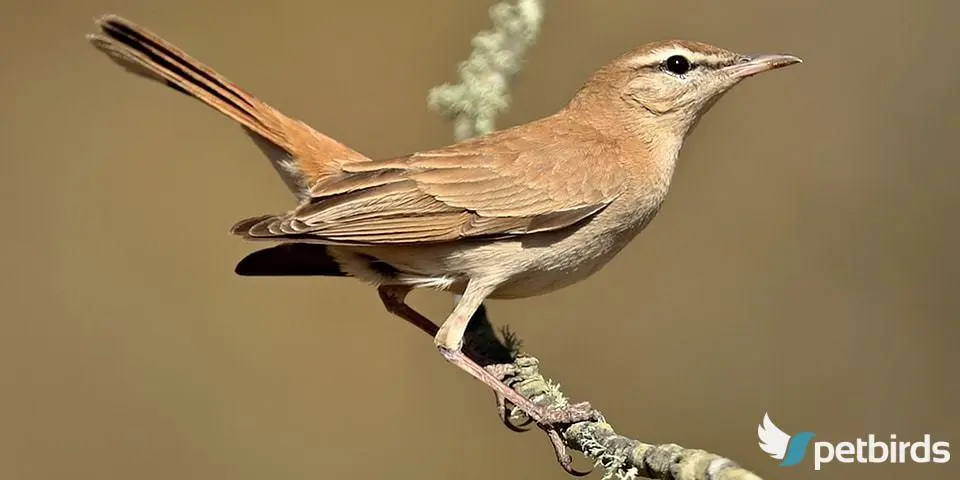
[427,0,543,141]
[427,2,766,479]
[506,357,762,480]
[461,316,763,480]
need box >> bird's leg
[377,285,439,337]
[434,282,601,475]
[380,286,529,430]
[376,283,599,475]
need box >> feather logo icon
[758,413,816,467]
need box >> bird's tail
[86,15,368,192]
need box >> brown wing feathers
[250,131,625,245]
[234,142,622,245]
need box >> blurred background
[1,1,957,479]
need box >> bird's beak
[724,54,802,79]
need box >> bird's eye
[663,55,692,75]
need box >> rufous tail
[86,14,368,192]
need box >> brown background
[1,1,957,479]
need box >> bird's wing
[757,413,790,460]
[232,124,626,244]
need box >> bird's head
[568,40,801,139]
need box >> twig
[428,0,543,141]
[427,2,767,479]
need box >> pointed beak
[723,53,802,79]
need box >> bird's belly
[484,234,627,299]
[490,200,663,298]
[487,256,611,299]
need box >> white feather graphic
[757,413,791,460]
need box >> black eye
[664,55,692,75]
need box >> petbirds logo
[758,413,951,470]
[758,413,816,467]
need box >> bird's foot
[487,367,602,475]
[484,363,536,432]
[529,401,603,476]
[446,349,602,476]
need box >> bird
[87,13,800,446]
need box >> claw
[495,393,533,432]
[486,364,533,433]
[531,402,603,475]
[509,415,534,431]
[548,428,591,476]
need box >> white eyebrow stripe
[627,47,727,68]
